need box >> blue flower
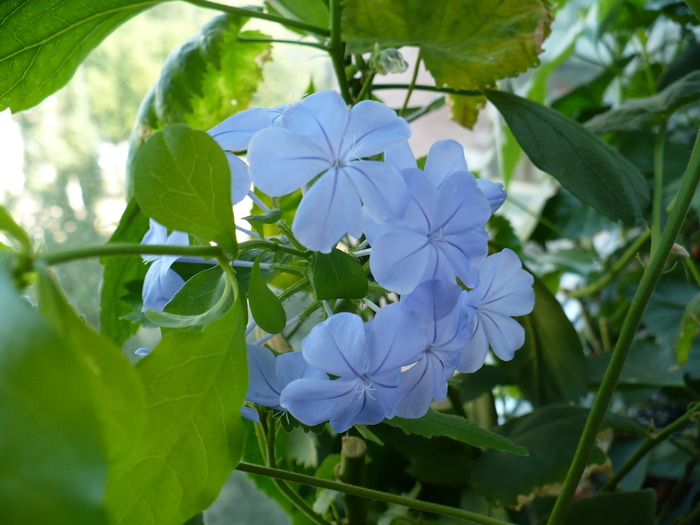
[368,169,491,295]
[247,90,411,252]
[280,304,426,432]
[208,104,288,151]
[393,280,474,419]
[141,219,189,311]
[246,344,326,411]
[476,179,506,213]
[458,249,535,372]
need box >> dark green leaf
[470,405,643,506]
[0,258,109,524]
[501,276,587,406]
[265,0,329,29]
[644,273,700,348]
[0,205,30,253]
[385,410,528,456]
[99,199,150,345]
[244,209,283,224]
[248,253,286,334]
[311,249,368,300]
[486,89,650,224]
[563,489,655,525]
[343,0,552,90]
[107,294,248,524]
[585,70,700,133]
[146,265,234,328]
[677,291,700,366]
[133,123,237,255]
[0,0,163,112]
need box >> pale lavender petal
[458,319,489,373]
[424,140,468,188]
[366,302,427,373]
[403,169,438,231]
[280,377,357,427]
[340,100,410,160]
[385,141,417,172]
[434,232,488,288]
[433,172,490,235]
[476,179,507,213]
[371,230,431,295]
[401,279,462,323]
[248,127,330,196]
[292,169,363,252]
[476,249,535,316]
[241,406,260,423]
[393,354,453,419]
[246,344,282,408]
[301,313,367,377]
[280,91,348,158]
[276,351,327,387]
[480,312,526,362]
[208,106,286,151]
[344,161,407,221]
[330,386,391,432]
[226,152,251,204]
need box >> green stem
[236,462,514,525]
[275,221,309,253]
[652,119,668,253]
[183,0,330,36]
[566,229,651,298]
[239,239,309,259]
[237,36,325,49]
[337,437,368,525]
[546,130,700,525]
[329,0,353,104]
[355,71,376,102]
[399,50,421,116]
[372,84,482,97]
[601,402,699,492]
[277,276,310,302]
[404,96,446,123]
[42,243,223,266]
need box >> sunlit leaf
[0,206,31,253]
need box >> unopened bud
[671,243,690,257]
[373,48,409,75]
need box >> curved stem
[239,239,310,258]
[399,50,421,116]
[237,36,325,49]
[373,84,482,97]
[183,0,330,36]
[329,0,353,104]
[601,402,699,492]
[651,118,668,253]
[547,130,700,525]
[236,461,514,525]
[42,243,223,266]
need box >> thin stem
[237,36,325,50]
[372,84,482,97]
[277,276,310,302]
[404,96,446,123]
[547,130,700,525]
[42,243,223,266]
[329,0,353,104]
[275,221,309,253]
[355,71,376,102]
[231,260,305,275]
[601,402,699,492]
[566,229,651,298]
[248,191,271,213]
[399,50,421,116]
[239,239,309,259]
[236,225,260,239]
[236,462,515,525]
[652,119,668,253]
[183,0,330,36]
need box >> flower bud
[373,48,409,75]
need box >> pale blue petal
[403,169,438,232]
[292,169,363,252]
[424,140,468,188]
[280,91,348,158]
[344,161,407,221]
[340,100,410,160]
[248,127,330,196]
[241,406,260,423]
[366,302,426,373]
[142,259,185,311]
[371,230,431,295]
[433,172,491,235]
[330,386,391,432]
[246,344,283,408]
[401,279,462,324]
[280,377,358,427]
[208,106,286,151]
[301,313,367,377]
[225,152,251,205]
[458,318,489,373]
[476,179,507,213]
[476,249,535,316]
[276,351,327,387]
[434,232,488,288]
[480,312,526,362]
[393,353,453,419]
[385,141,417,172]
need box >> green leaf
[146,265,235,328]
[470,405,643,507]
[0,0,163,112]
[385,409,527,456]
[343,0,552,90]
[99,199,150,345]
[501,276,587,406]
[563,489,655,525]
[107,292,248,524]
[0,206,30,253]
[486,89,650,224]
[133,123,237,255]
[677,291,700,366]
[0,257,109,523]
[265,0,329,30]
[311,249,368,300]
[248,253,286,334]
[447,94,487,129]
[585,70,700,134]
[457,366,513,403]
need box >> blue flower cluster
[141,90,535,433]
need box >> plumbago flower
[141,219,189,311]
[280,304,427,432]
[459,249,536,373]
[393,280,475,419]
[247,90,411,252]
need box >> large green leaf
[0,0,164,112]
[563,489,655,525]
[133,123,237,255]
[386,410,527,456]
[0,205,31,253]
[0,258,109,524]
[585,70,700,134]
[487,89,650,224]
[470,405,644,507]
[266,0,329,29]
[99,199,150,345]
[310,248,368,300]
[501,276,587,406]
[107,290,248,524]
[343,0,552,90]
[248,253,287,334]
